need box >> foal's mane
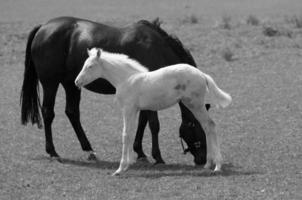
[99,49,149,73]
[137,18,197,67]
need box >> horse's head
[179,103,211,165]
[75,48,103,88]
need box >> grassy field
[1,0,302,199]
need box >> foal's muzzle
[74,79,83,89]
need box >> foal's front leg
[186,102,222,172]
[112,107,138,176]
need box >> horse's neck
[101,58,141,87]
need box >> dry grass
[182,14,199,24]
[262,25,280,37]
[217,15,232,29]
[246,15,260,26]
[262,24,293,38]
[221,47,234,61]
[1,1,302,199]
[286,15,302,28]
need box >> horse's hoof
[136,157,149,163]
[47,150,60,158]
[87,152,98,161]
[204,162,212,169]
[153,160,165,165]
[50,156,62,163]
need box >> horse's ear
[87,48,90,56]
[96,48,101,58]
[205,104,211,111]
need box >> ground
[0,0,301,199]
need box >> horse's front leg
[148,111,165,164]
[62,82,96,161]
[112,106,138,176]
[133,111,149,162]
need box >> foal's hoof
[112,169,123,176]
[214,165,222,173]
[112,172,120,176]
[213,169,222,175]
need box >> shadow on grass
[32,155,262,178]
[123,162,262,179]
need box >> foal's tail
[20,24,43,128]
[204,73,232,108]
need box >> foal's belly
[137,80,181,111]
[138,93,180,111]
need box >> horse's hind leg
[62,82,95,160]
[148,111,165,164]
[41,82,60,159]
[133,111,149,162]
[133,111,164,164]
[185,101,222,171]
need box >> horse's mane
[99,49,149,73]
[137,18,197,67]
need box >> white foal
[75,48,232,176]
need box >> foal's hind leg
[62,82,96,160]
[41,82,60,159]
[184,101,222,171]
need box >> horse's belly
[84,78,116,94]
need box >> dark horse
[21,16,210,165]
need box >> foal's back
[127,64,207,110]
[145,63,205,87]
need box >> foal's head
[179,104,211,165]
[75,48,103,88]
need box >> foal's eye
[86,65,93,69]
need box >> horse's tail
[20,24,43,128]
[203,73,232,108]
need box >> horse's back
[31,16,113,62]
[31,17,83,81]
[31,17,119,82]
[29,16,183,93]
